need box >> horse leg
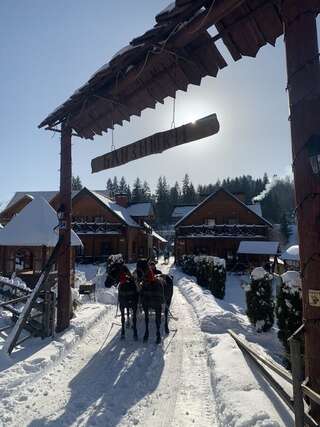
[155,306,161,344]
[133,305,138,340]
[126,307,131,328]
[164,305,170,334]
[143,306,149,342]
[120,305,125,339]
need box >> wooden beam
[91,113,219,173]
[283,0,320,421]
[56,122,72,332]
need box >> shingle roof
[237,241,279,255]
[38,0,290,139]
[172,205,196,218]
[91,191,140,228]
[127,203,154,217]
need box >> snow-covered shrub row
[180,255,226,299]
[276,271,302,356]
[245,267,274,332]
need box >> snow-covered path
[2,281,218,426]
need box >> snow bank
[207,335,283,427]
[0,304,108,400]
[176,272,249,334]
[175,267,293,426]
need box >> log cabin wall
[175,189,271,263]
[178,190,266,227]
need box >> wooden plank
[3,237,63,354]
[228,329,293,384]
[0,295,29,307]
[91,113,220,173]
[302,384,320,407]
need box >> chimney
[232,192,246,203]
[115,193,129,208]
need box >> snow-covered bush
[107,253,124,266]
[276,271,302,354]
[180,255,197,276]
[180,255,226,299]
[246,267,274,332]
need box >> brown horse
[106,262,139,340]
[136,259,173,344]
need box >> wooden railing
[228,328,320,427]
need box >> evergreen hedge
[245,267,274,332]
[276,271,302,355]
[180,255,226,299]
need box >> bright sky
[1,1,314,206]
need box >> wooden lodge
[174,188,273,266]
[0,197,82,286]
[0,188,162,269]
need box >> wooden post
[289,337,305,427]
[56,122,72,332]
[283,0,320,420]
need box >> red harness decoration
[146,269,156,283]
[119,272,128,285]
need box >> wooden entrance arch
[39,1,320,417]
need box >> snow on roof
[152,230,167,243]
[172,205,196,218]
[238,241,280,255]
[247,203,262,217]
[6,191,58,210]
[127,203,154,217]
[92,191,140,228]
[281,245,299,261]
[0,197,82,247]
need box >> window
[206,219,216,226]
[15,249,33,272]
[227,218,238,225]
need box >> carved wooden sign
[91,113,219,173]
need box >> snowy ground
[0,261,294,427]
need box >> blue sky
[0,1,307,206]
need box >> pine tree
[106,178,114,197]
[156,176,171,224]
[142,180,151,201]
[112,176,119,195]
[181,174,190,203]
[276,271,302,360]
[170,181,181,207]
[246,267,275,332]
[119,176,127,193]
[280,213,291,243]
[72,175,83,191]
[132,177,144,202]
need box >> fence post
[289,336,305,427]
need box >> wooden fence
[228,329,320,427]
